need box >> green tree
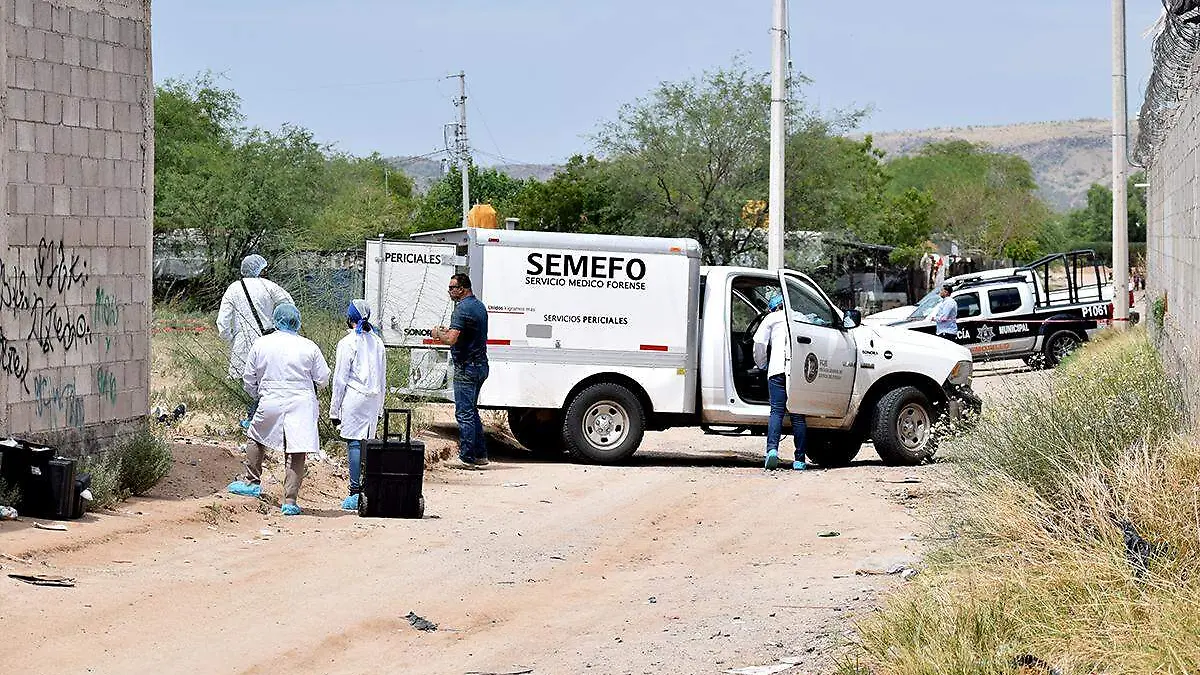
[298,154,416,250]
[886,140,1050,258]
[412,163,528,232]
[1063,171,1148,244]
[511,155,626,233]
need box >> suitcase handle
[380,408,413,444]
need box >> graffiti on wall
[33,374,85,430]
[97,366,118,405]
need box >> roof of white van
[410,227,703,257]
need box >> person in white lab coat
[329,299,387,511]
[227,303,331,516]
[752,293,807,471]
[216,254,295,427]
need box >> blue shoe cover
[792,461,807,471]
[239,419,250,430]
[281,504,301,516]
[227,481,261,497]
[764,449,780,470]
[341,494,360,511]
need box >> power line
[465,83,507,166]
[256,75,445,93]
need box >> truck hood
[861,305,915,325]
[854,323,973,376]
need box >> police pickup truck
[888,250,1128,367]
[368,227,981,468]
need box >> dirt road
[0,413,953,675]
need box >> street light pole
[767,0,787,270]
[1112,0,1130,326]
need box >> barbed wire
[1135,6,1200,165]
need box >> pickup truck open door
[779,271,858,418]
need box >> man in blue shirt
[932,284,959,339]
[432,273,490,466]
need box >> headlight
[948,359,972,385]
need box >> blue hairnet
[240,254,268,278]
[768,293,784,311]
[346,299,372,334]
[273,303,301,333]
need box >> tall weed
[849,329,1200,674]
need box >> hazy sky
[153,1,1165,165]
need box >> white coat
[753,310,790,378]
[217,277,295,379]
[242,331,331,454]
[329,329,387,440]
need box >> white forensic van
[366,227,981,467]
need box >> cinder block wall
[0,0,152,453]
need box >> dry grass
[841,328,1199,674]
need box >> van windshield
[907,290,942,320]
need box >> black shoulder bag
[239,279,276,336]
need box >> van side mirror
[843,309,862,329]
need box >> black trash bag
[1116,518,1169,577]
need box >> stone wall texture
[0,0,151,453]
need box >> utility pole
[451,71,471,228]
[1112,0,1130,326]
[767,0,788,270]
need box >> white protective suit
[753,310,790,378]
[242,331,331,454]
[217,277,295,379]
[329,328,387,440]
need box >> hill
[387,156,560,194]
[865,119,1134,211]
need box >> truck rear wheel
[1044,330,1083,367]
[562,382,645,464]
[803,429,864,468]
[871,386,937,466]
[508,409,563,457]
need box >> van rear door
[780,271,857,418]
[365,240,460,348]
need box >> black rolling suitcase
[358,409,425,519]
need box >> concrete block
[96,42,112,71]
[34,123,53,153]
[87,68,104,99]
[9,22,27,57]
[104,15,119,42]
[105,71,120,101]
[69,186,86,215]
[63,35,80,66]
[111,159,129,188]
[33,60,53,92]
[68,7,86,37]
[104,188,119,216]
[98,158,113,185]
[14,0,32,27]
[64,156,82,186]
[51,3,68,33]
[96,100,113,129]
[118,190,137,219]
[45,154,64,185]
[43,215,63,243]
[79,97,96,127]
[113,46,129,75]
[45,31,62,64]
[9,90,26,121]
[97,217,114,245]
[24,90,44,122]
[52,63,70,95]
[111,101,130,132]
[70,65,87,98]
[26,27,44,60]
[7,213,28,246]
[52,186,69,215]
[62,97,80,126]
[120,133,139,161]
[86,187,103,216]
[63,218,83,247]
[32,0,50,30]
[87,128,104,158]
[34,185,51,213]
[53,125,71,154]
[104,131,120,160]
[113,217,131,247]
[14,185,34,213]
[43,93,61,125]
[9,151,28,183]
[15,57,34,89]
[87,12,103,40]
[119,74,135,101]
[78,36,95,68]
[81,157,98,184]
[26,151,44,183]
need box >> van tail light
[1129,289,1135,307]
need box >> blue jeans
[346,439,362,493]
[767,373,806,459]
[453,361,489,461]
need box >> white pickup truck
[366,228,981,467]
[887,250,1130,367]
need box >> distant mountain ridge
[864,119,1132,212]
[387,156,561,193]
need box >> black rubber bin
[358,409,425,519]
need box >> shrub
[0,477,20,507]
[81,454,127,511]
[116,426,173,496]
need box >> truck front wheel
[562,383,646,464]
[871,386,937,466]
[1044,330,1083,367]
[508,408,563,457]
